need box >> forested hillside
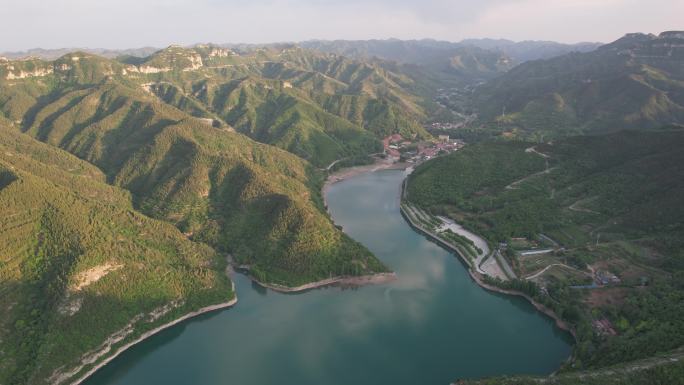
[0,51,387,287]
[0,125,234,385]
[117,45,427,166]
[471,31,684,140]
[0,44,414,385]
[407,128,684,370]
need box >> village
[382,133,464,164]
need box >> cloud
[1,0,682,51]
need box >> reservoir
[84,169,572,385]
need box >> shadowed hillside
[472,32,684,139]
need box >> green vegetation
[439,229,481,261]
[472,32,684,139]
[0,126,233,385]
[115,45,428,167]
[3,34,682,385]
[461,347,684,385]
[408,129,684,371]
[0,53,388,287]
[0,49,394,384]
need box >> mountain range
[0,45,395,384]
[2,31,684,385]
[472,31,684,139]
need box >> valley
[1,29,684,385]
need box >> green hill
[407,129,684,371]
[301,39,513,79]
[1,45,431,167]
[0,53,387,287]
[109,45,429,166]
[472,31,684,139]
[0,125,234,385]
[0,46,396,385]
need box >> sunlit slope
[0,126,233,385]
[118,45,428,165]
[1,55,386,286]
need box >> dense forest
[0,125,234,384]
[0,52,389,287]
[471,32,684,140]
[0,46,400,384]
[407,129,684,371]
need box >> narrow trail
[505,166,557,190]
[505,146,555,190]
[525,263,590,281]
[568,196,600,214]
[325,158,347,171]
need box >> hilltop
[470,31,684,139]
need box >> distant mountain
[301,38,602,78]
[1,45,430,167]
[0,46,159,60]
[301,39,513,84]
[472,31,684,139]
[460,38,601,63]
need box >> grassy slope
[1,55,387,287]
[122,46,428,166]
[407,129,684,372]
[0,125,233,385]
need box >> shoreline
[233,159,403,295]
[322,158,407,207]
[247,272,398,293]
[322,161,575,339]
[67,274,238,385]
[64,155,570,385]
[68,296,238,385]
[397,178,577,341]
[469,271,576,338]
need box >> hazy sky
[2,0,682,51]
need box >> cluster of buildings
[592,318,618,336]
[428,121,466,130]
[382,134,464,163]
[383,134,410,158]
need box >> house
[438,134,450,142]
[595,270,620,285]
[592,318,617,336]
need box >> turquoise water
[84,170,572,385]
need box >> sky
[1,0,682,51]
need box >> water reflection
[84,169,572,385]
